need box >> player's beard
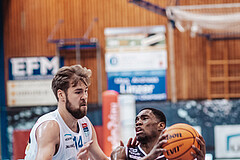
[66,96,87,119]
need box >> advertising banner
[105,26,167,101]
[215,125,240,158]
[7,56,64,107]
[7,80,57,107]
[9,56,63,80]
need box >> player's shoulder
[35,110,58,124]
[36,120,60,138]
[39,120,59,129]
[35,120,60,146]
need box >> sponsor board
[9,56,63,80]
[215,125,240,158]
[7,79,57,107]
[106,70,167,101]
[7,56,63,107]
[105,26,167,101]
[105,51,167,101]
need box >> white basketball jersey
[24,109,92,160]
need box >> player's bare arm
[35,120,60,160]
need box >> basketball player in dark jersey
[111,108,206,160]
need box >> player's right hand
[127,137,139,148]
[110,140,126,160]
[142,134,168,160]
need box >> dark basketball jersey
[126,146,167,160]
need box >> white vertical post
[118,94,136,145]
[168,21,177,103]
[96,41,102,107]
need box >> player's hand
[141,134,168,160]
[127,137,139,148]
[77,140,93,160]
[110,141,126,160]
[191,135,206,160]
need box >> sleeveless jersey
[126,145,167,160]
[24,109,92,160]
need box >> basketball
[162,123,200,160]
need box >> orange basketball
[162,123,200,160]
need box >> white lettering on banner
[11,56,59,77]
[26,58,39,76]
[131,77,159,83]
[120,84,155,94]
[11,58,25,76]
[138,94,166,100]
[114,78,130,84]
[40,57,59,75]
[107,102,120,150]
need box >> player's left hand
[191,135,206,160]
[77,140,93,160]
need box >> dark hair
[51,65,92,101]
[140,107,166,124]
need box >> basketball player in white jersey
[24,65,109,160]
[111,108,206,160]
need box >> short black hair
[140,108,166,124]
